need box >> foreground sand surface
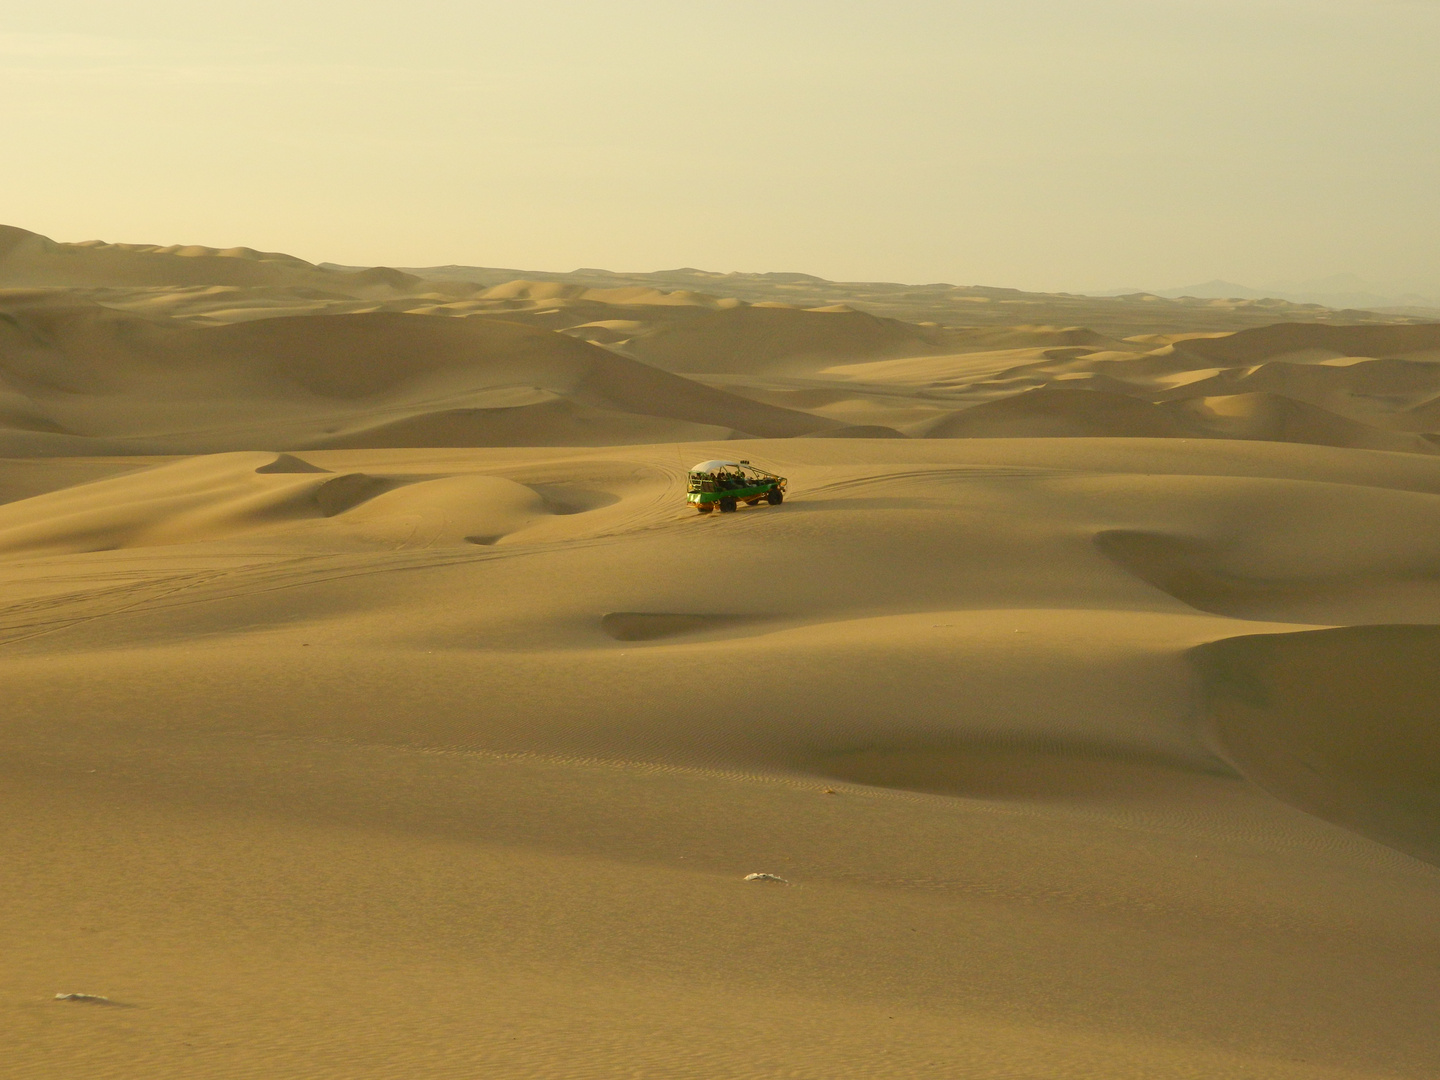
[3,228,1439,1077]
[4,438,1439,1079]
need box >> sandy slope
[3,437,1440,1079]
[0,299,836,455]
[6,286,1440,458]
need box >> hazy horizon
[5,0,1437,296]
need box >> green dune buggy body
[686,460,786,513]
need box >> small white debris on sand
[744,872,789,884]
[54,993,116,1004]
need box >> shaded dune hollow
[599,612,772,642]
[1191,626,1440,865]
[926,388,1187,439]
[1094,526,1440,625]
[808,739,1233,803]
[1094,529,1301,619]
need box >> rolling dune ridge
[3,228,1438,1078]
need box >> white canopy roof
[690,460,743,473]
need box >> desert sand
[3,227,1439,1079]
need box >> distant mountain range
[1099,275,1440,315]
[2,224,1434,338]
[325,261,1437,334]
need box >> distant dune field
[3,227,1438,1079]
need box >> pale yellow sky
[3,1,1437,294]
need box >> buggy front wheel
[766,488,784,505]
[719,497,738,513]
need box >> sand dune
[397,257,1434,333]
[0,224,422,296]
[9,224,1440,459]
[0,299,835,454]
[15,284,1438,457]
[4,225,1440,1078]
[1171,321,1440,365]
[752,323,1440,452]
[622,304,960,373]
[1169,392,1435,452]
[924,387,1188,438]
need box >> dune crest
[0,300,837,454]
[0,452,401,555]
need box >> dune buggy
[686,459,786,514]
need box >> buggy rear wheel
[696,503,713,513]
